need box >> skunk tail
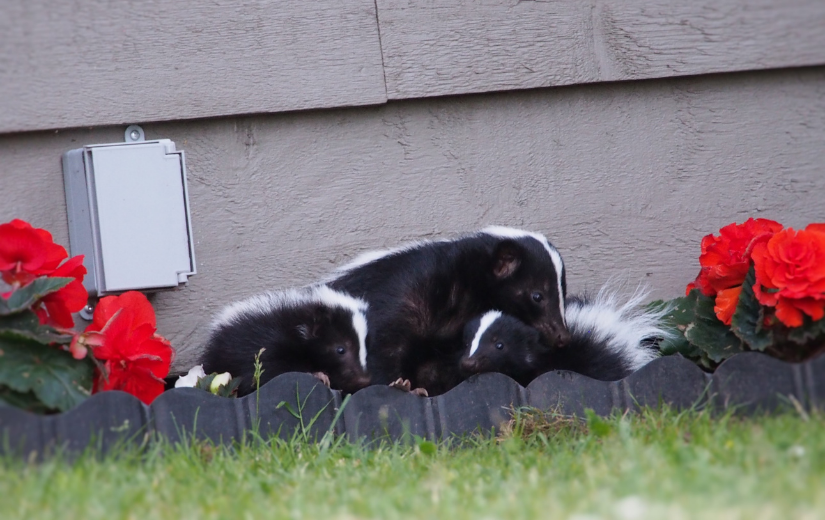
[563,282,673,379]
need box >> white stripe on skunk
[469,310,502,357]
[482,226,566,325]
[331,226,560,273]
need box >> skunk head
[459,311,550,387]
[294,287,371,394]
[482,227,569,348]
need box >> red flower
[81,292,174,404]
[0,219,68,287]
[713,286,742,325]
[86,291,158,334]
[32,256,88,329]
[0,219,88,329]
[689,218,783,297]
[752,224,825,327]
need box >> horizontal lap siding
[377,0,825,99]
[0,0,387,133]
[4,1,825,133]
[2,68,823,370]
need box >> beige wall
[4,0,825,133]
[2,67,824,370]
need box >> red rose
[752,224,825,327]
[82,292,174,404]
[689,218,783,297]
[0,219,68,287]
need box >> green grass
[2,407,824,520]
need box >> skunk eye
[495,342,504,350]
[531,292,544,303]
[336,346,346,355]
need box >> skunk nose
[541,323,570,347]
[459,357,481,374]
[554,327,571,347]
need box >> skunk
[201,284,371,396]
[327,226,569,390]
[459,286,670,386]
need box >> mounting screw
[80,303,95,321]
[125,125,145,142]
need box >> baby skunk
[459,286,670,386]
[201,285,371,396]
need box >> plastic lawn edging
[2,352,824,458]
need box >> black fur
[460,313,548,387]
[201,290,370,396]
[460,305,653,386]
[328,229,568,391]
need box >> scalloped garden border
[2,352,824,458]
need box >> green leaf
[684,292,745,363]
[696,350,716,370]
[659,333,700,358]
[195,374,215,391]
[652,292,700,358]
[649,290,745,365]
[730,268,773,351]
[221,377,242,398]
[0,277,74,316]
[0,385,53,414]
[0,310,74,345]
[651,293,697,329]
[0,337,93,412]
[787,316,825,345]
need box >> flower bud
[69,330,105,360]
[210,372,232,394]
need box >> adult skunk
[201,285,371,396]
[327,226,569,390]
[459,285,670,386]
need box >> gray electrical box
[62,138,196,297]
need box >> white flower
[789,445,806,458]
[210,372,232,394]
[615,496,647,520]
[175,365,206,388]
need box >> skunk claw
[411,387,429,397]
[389,378,412,392]
[312,372,331,387]
[389,378,427,396]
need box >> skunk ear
[301,305,332,339]
[296,324,312,340]
[493,240,522,279]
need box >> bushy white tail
[565,281,674,371]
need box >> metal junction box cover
[62,139,196,297]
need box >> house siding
[2,67,823,370]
